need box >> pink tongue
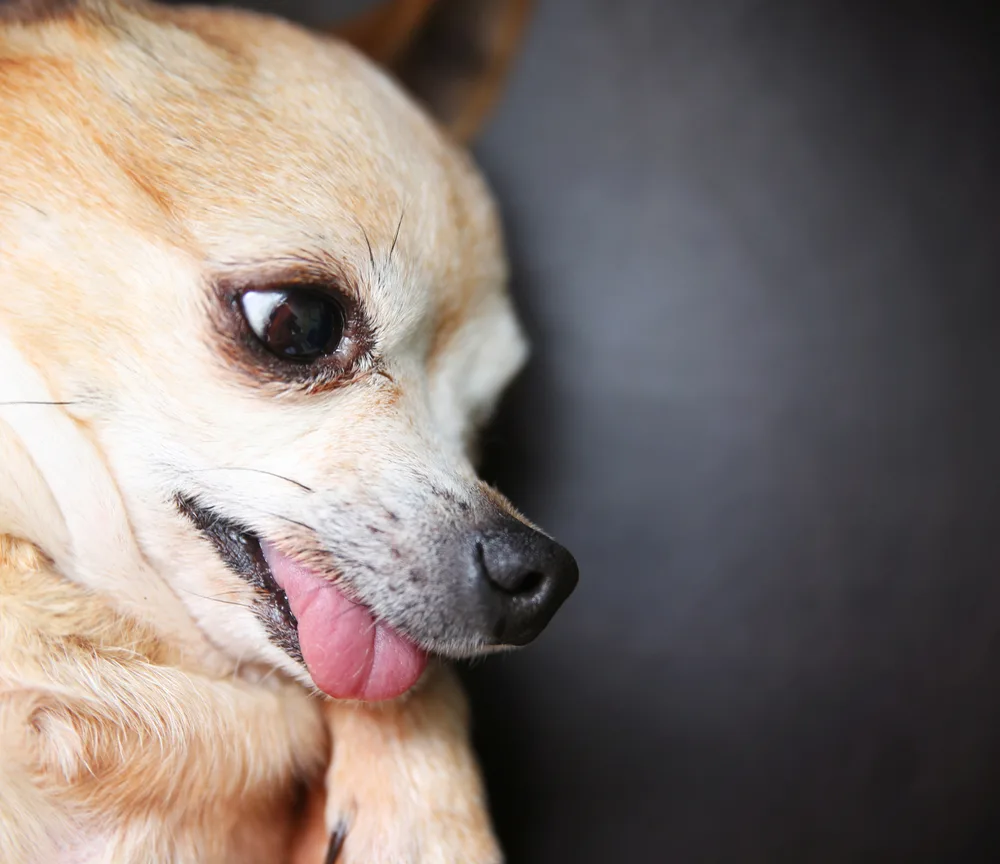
[260,541,427,701]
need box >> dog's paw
[321,780,502,864]
[318,666,502,864]
[323,807,502,864]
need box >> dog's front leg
[292,664,501,864]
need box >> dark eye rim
[209,269,376,394]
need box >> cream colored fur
[0,0,531,860]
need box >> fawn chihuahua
[0,0,577,861]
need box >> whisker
[0,400,77,406]
[232,647,250,681]
[361,225,375,270]
[179,587,255,611]
[294,546,375,575]
[258,664,280,686]
[198,588,251,599]
[388,206,406,263]
[0,191,48,217]
[178,466,313,493]
[251,508,313,532]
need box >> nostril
[476,523,577,597]
[490,567,546,597]
[511,570,545,597]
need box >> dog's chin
[174,494,431,701]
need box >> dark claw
[324,822,347,864]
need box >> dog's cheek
[426,296,529,461]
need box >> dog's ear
[333,0,534,143]
[0,335,198,642]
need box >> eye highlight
[239,287,345,362]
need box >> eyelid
[212,253,358,296]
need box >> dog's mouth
[175,495,428,701]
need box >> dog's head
[0,0,576,700]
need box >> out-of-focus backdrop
[185,0,1000,859]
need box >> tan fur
[0,0,534,860]
[292,670,500,864]
[0,536,326,863]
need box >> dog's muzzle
[176,488,578,699]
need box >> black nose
[475,519,579,646]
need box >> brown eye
[239,287,345,362]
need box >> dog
[0,0,578,860]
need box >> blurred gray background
[183,0,1000,859]
[471,3,1000,862]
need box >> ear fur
[0,332,200,645]
[333,0,535,143]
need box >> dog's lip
[175,494,300,655]
[175,494,427,700]
[259,540,428,701]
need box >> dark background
[201,0,1000,860]
[469,2,1000,862]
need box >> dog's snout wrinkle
[472,536,488,579]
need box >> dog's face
[0,0,576,699]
